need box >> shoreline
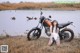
[0,8,80,11]
[0,2,80,10]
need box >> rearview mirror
[49,15,51,18]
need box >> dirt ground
[0,36,80,53]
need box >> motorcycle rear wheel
[61,28,74,42]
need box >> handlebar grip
[70,22,73,24]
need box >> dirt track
[0,36,80,53]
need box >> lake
[0,10,80,37]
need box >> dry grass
[0,36,80,53]
[0,2,80,10]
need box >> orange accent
[44,20,52,27]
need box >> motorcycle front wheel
[27,28,41,41]
[61,28,74,42]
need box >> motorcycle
[27,11,74,42]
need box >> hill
[0,2,80,10]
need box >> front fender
[31,27,41,31]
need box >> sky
[0,0,80,3]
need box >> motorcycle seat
[58,22,69,28]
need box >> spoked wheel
[62,31,71,40]
[27,28,41,41]
[61,28,74,42]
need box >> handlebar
[69,22,73,24]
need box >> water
[0,10,80,36]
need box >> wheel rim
[29,30,39,40]
[62,31,71,40]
